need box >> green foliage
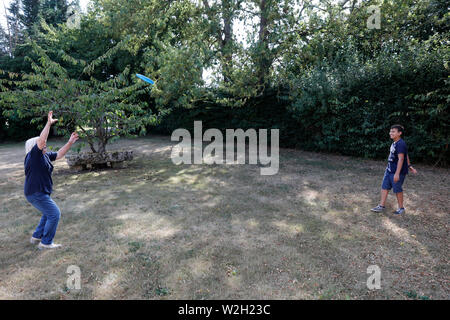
[151,43,206,109]
[21,0,41,31]
[155,286,170,296]
[128,241,142,253]
[287,36,449,163]
[0,108,45,141]
[153,87,296,146]
[0,18,153,153]
[404,290,431,300]
[0,0,448,165]
[41,0,71,27]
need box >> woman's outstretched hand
[47,111,58,125]
[69,132,79,144]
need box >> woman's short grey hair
[25,137,40,155]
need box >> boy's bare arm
[407,154,418,174]
[394,153,405,182]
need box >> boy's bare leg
[395,192,404,208]
[380,189,389,206]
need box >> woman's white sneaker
[38,242,62,249]
[30,237,41,244]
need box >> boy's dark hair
[390,124,404,134]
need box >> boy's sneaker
[394,208,405,215]
[38,242,62,250]
[371,205,385,212]
[30,236,41,244]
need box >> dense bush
[0,109,46,142]
[287,38,449,164]
[152,38,449,166]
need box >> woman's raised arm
[37,111,58,150]
[56,132,79,160]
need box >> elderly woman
[24,111,79,249]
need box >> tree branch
[78,125,97,153]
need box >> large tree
[41,0,71,26]
[200,0,243,83]
[3,0,24,56]
[21,0,41,31]
[1,17,153,153]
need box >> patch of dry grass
[0,135,448,299]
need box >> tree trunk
[202,0,236,83]
[221,0,233,83]
[257,0,270,91]
[3,2,12,56]
[96,114,107,153]
[98,142,106,154]
[88,141,97,153]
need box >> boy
[371,125,417,214]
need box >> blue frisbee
[136,73,155,85]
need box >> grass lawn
[0,135,448,299]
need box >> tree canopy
[0,0,448,163]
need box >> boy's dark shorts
[381,170,406,193]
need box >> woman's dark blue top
[24,143,58,196]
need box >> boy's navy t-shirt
[386,138,408,175]
[24,143,58,196]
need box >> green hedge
[0,110,45,142]
[151,41,449,166]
